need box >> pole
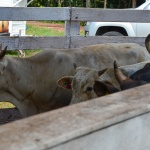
[104,0,107,9]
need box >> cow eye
[86,87,93,92]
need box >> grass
[80,30,84,36]
[26,24,64,36]
[39,20,65,24]
[6,50,40,57]
[26,23,84,36]
[0,102,15,108]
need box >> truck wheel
[102,31,124,36]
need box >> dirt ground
[0,108,22,125]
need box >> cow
[1,35,150,117]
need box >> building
[0,0,34,36]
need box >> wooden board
[0,7,70,21]
[71,36,146,48]
[0,84,150,149]
[0,36,70,50]
[71,8,150,22]
[0,36,146,50]
[0,7,150,22]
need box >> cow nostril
[86,87,93,92]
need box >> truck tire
[102,31,124,36]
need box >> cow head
[57,64,119,104]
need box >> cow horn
[73,63,77,70]
[0,46,7,59]
[145,34,150,53]
[114,60,127,83]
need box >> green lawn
[26,24,64,36]
[26,23,84,36]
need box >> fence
[0,7,150,50]
[0,7,150,150]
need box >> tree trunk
[132,0,136,8]
[104,0,107,9]
[58,0,61,7]
[86,0,91,7]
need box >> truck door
[136,4,150,37]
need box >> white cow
[1,36,150,117]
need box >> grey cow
[1,37,150,117]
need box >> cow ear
[102,81,120,93]
[93,80,119,97]
[57,76,73,89]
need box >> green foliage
[28,0,145,8]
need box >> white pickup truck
[84,0,150,37]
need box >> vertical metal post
[64,8,80,48]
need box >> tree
[28,0,145,8]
